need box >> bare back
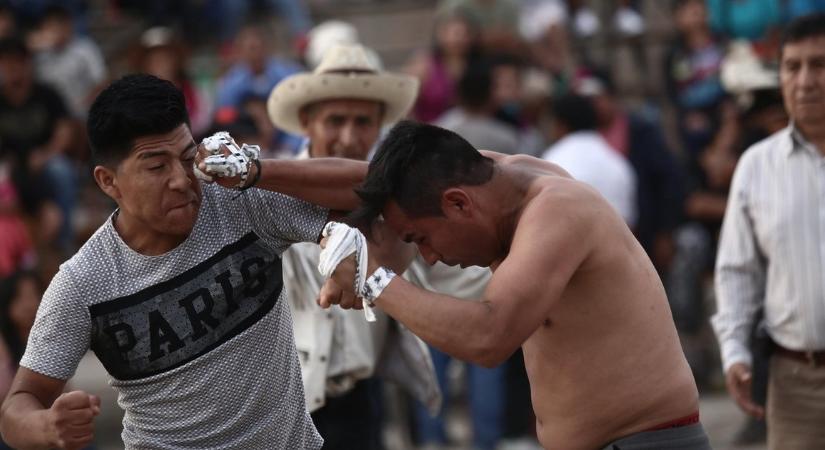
[486,153,698,449]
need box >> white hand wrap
[196,131,261,189]
[318,222,396,322]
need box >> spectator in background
[490,54,546,156]
[0,6,17,40]
[216,24,302,110]
[436,59,520,155]
[664,0,729,158]
[707,0,782,58]
[0,270,42,450]
[0,270,43,407]
[5,0,89,35]
[574,71,685,273]
[518,0,577,97]
[437,0,522,53]
[267,43,441,450]
[0,36,77,253]
[666,42,785,398]
[0,161,35,279]
[215,24,303,153]
[29,5,107,120]
[542,93,637,228]
[215,0,313,45]
[713,13,825,449]
[406,9,482,123]
[132,26,210,136]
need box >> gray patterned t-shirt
[21,183,327,449]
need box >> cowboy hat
[267,43,419,135]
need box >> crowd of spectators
[0,1,820,449]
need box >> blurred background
[0,0,812,448]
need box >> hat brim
[267,72,420,135]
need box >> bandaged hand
[194,131,261,189]
[318,222,397,322]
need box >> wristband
[239,158,262,191]
[361,266,396,306]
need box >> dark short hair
[781,12,825,49]
[0,36,29,60]
[551,94,598,132]
[87,74,190,166]
[347,120,495,231]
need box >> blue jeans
[414,346,505,450]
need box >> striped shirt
[712,125,825,372]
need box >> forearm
[712,269,764,371]
[375,277,507,367]
[0,393,54,449]
[257,157,368,210]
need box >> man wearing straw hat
[267,43,447,449]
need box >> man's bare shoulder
[482,150,570,178]
[481,150,615,243]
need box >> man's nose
[169,160,192,190]
[339,123,358,147]
[798,63,817,89]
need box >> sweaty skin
[326,152,698,449]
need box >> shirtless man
[316,120,711,449]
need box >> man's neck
[483,166,529,261]
[796,122,825,155]
[113,211,186,256]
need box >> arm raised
[256,157,368,211]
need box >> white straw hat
[267,44,419,135]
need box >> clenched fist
[46,391,101,450]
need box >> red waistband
[644,411,700,432]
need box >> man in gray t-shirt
[0,74,362,449]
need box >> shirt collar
[787,122,823,158]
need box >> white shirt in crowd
[541,130,637,227]
[712,126,825,372]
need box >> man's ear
[93,165,120,201]
[441,188,473,218]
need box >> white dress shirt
[713,126,825,372]
[542,130,638,226]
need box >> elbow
[475,351,509,369]
[471,332,516,368]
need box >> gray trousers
[600,423,712,449]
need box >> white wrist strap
[362,266,396,306]
[318,222,377,322]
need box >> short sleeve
[241,188,329,248]
[20,265,91,380]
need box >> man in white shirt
[712,13,825,449]
[541,93,638,227]
[267,43,444,449]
